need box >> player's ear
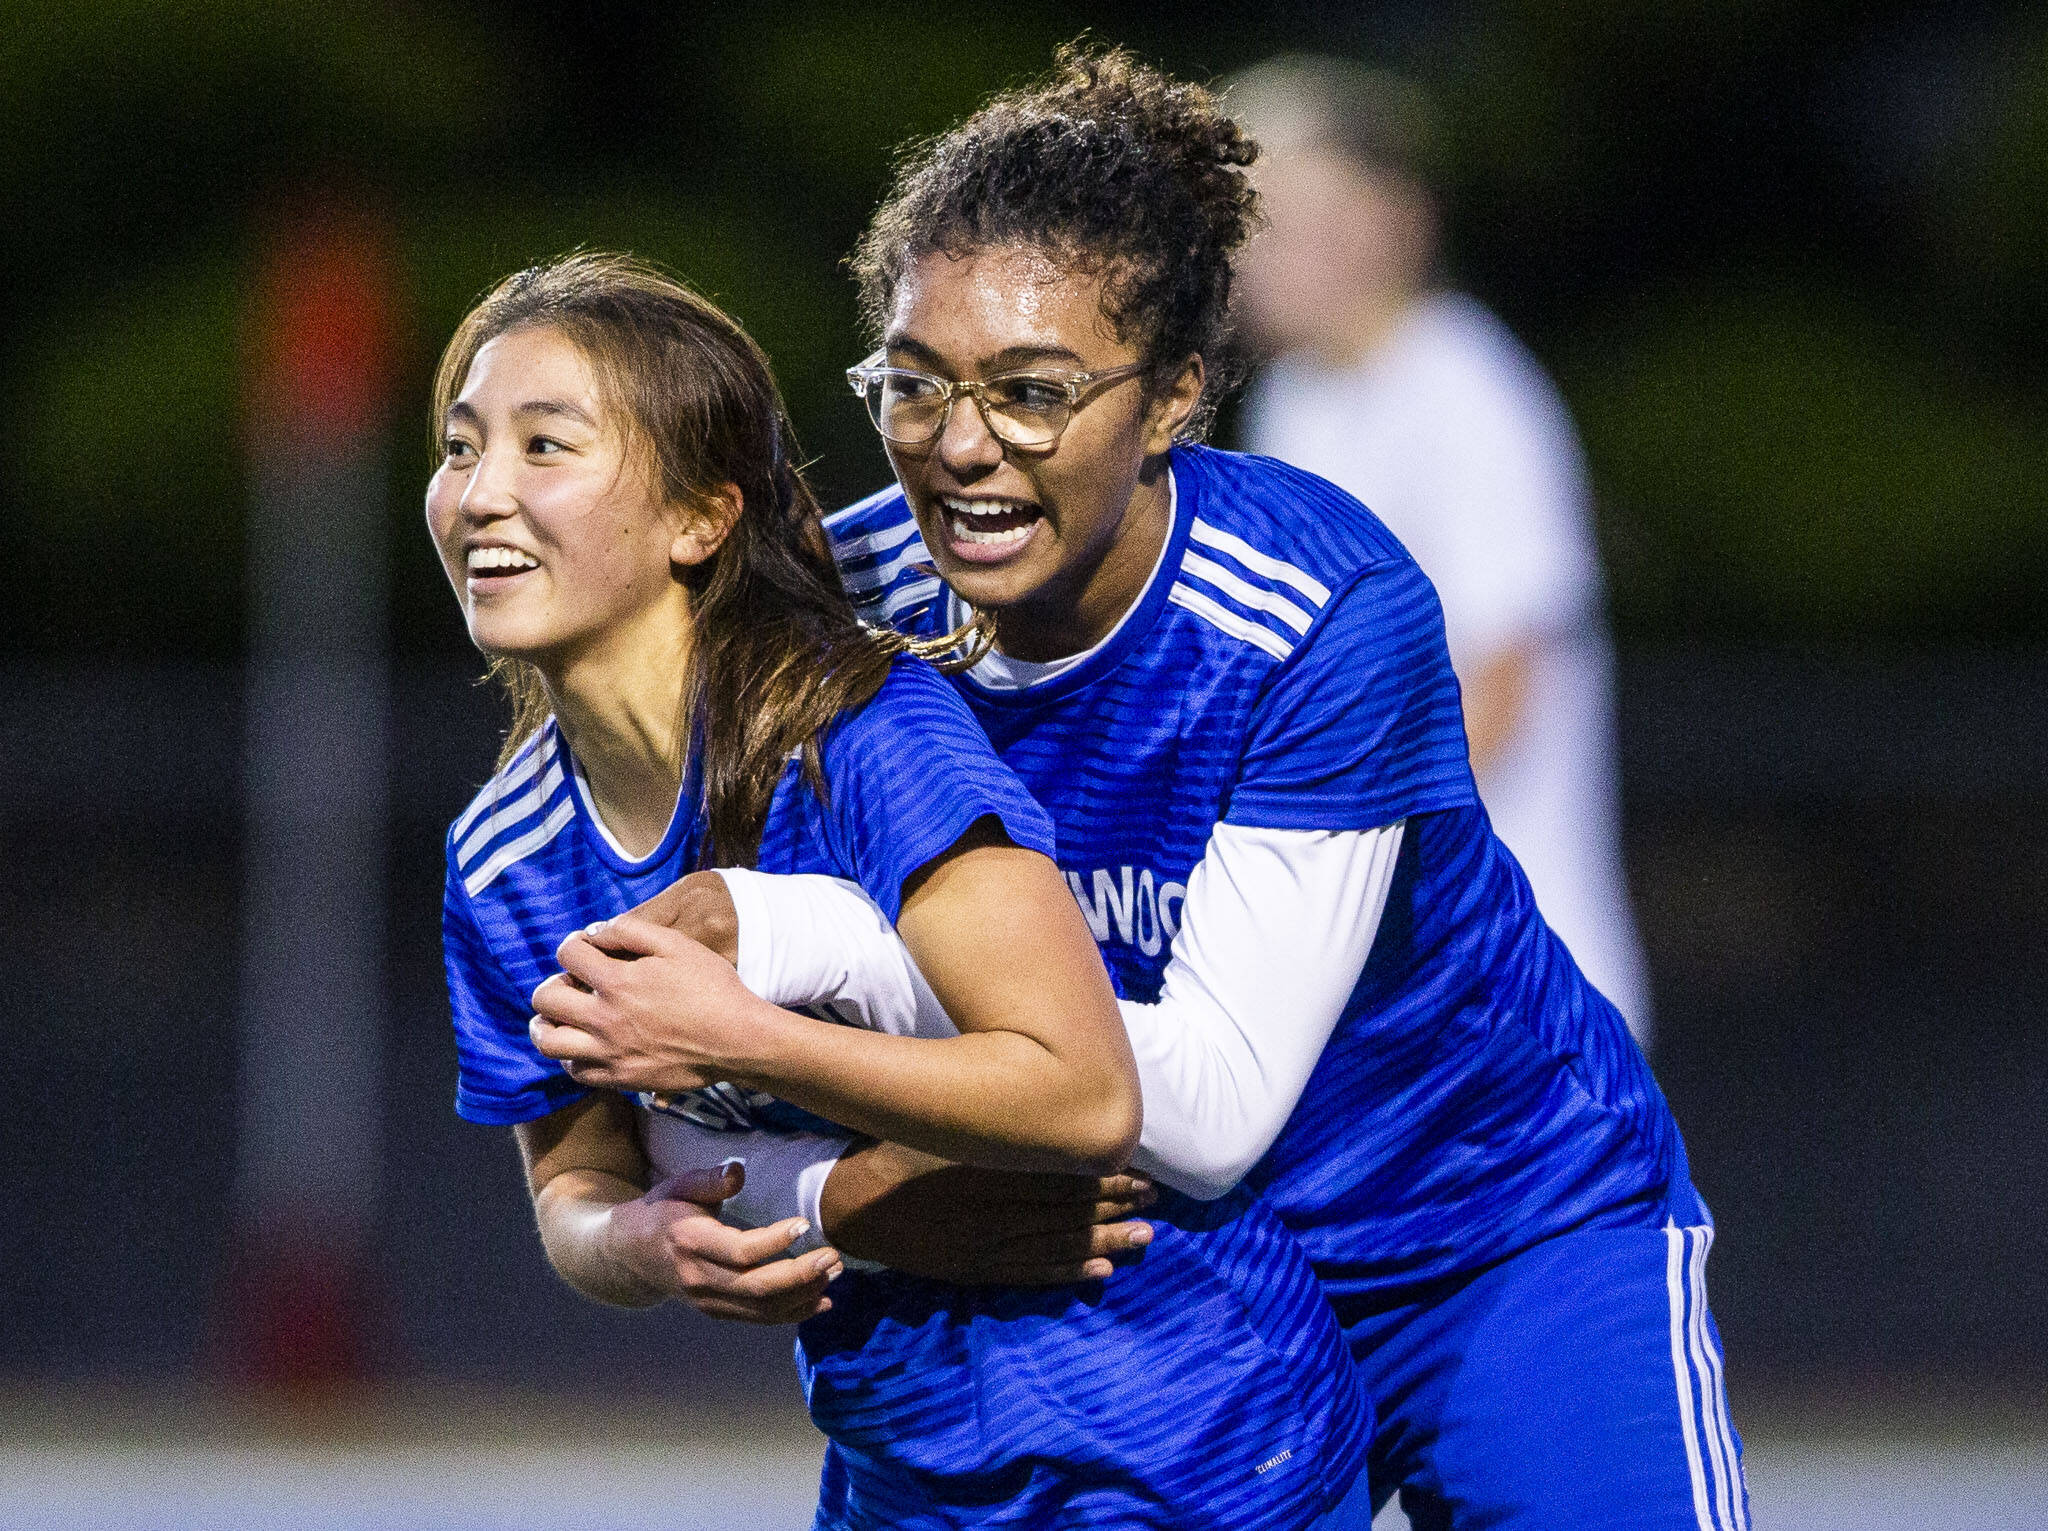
[1141,356,1204,455]
[671,482,743,568]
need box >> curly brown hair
[851,42,1260,437]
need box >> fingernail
[789,1219,810,1238]
[1129,1225,1153,1246]
[1082,1260,1111,1280]
[584,920,609,936]
[823,1263,844,1282]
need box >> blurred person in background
[1230,56,1654,1047]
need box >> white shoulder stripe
[450,730,552,843]
[840,537,930,596]
[1181,550,1317,635]
[1168,582,1294,661]
[457,752,566,868]
[832,517,922,565]
[882,576,943,620]
[463,794,577,898]
[1190,519,1332,606]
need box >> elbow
[1179,1149,1259,1203]
[1068,1079,1142,1176]
[1027,1073,1140,1176]
[1135,1125,1273,1203]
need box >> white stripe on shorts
[1664,1223,1748,1531]
[1692,1231,1748,1531]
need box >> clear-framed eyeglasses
[846,349,1147,450]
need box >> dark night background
[2,0,2044,1483]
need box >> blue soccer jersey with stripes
[442,656,1371,1529]
[826,445,1708,1317]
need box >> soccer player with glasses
[538,46,1749,1531]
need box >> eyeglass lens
[867,372,1071,447]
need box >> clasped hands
[525,871,1159,1300]
[530,911,761,1095]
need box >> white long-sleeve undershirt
[1114,820,1404,1197]
[640,820,1406,1234]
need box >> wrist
[815,1147,865,1245]
[597,1197,672,1307]
[716,996,812,1095]
[816,1140,921,1263]
[668,870,740,965]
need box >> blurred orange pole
[221,200,398,1393]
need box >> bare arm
[817,1139,1157,1283]
[1459,640,1537,777]
[532,821,1141,1176]
[515,1090,842,1322]
[631,822,1406,1204]
[548,868,1158,1292]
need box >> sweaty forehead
[886,246,1133,372]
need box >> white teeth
[939,495,1037,548]
[468,546,540,574]
[940,496,1035,519]
[951,519,1033,546]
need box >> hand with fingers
[603,1161,845,1324]
[530,915,768,1095]
[819,1139,1161,1286]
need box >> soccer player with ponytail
[431,252,1370,1529]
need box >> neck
[993,453,1173,663]
[539,595,694,859]
[1310,283,1423,370]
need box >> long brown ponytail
[430,251,984,864]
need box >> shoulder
[1177,443,1412,583]
[1168,444,1420,664]
[823,484,942,631]
[444,721,576,900]
[1398,294,1578,441]
[804,656,1054,913]
[824,656,983,760]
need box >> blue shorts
[1329,1223,1750,1530]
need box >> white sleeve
[714,868,957,1038]
[1121,821,1403,1199]
[635,1104,863,1262]
[713,824,1405,1202]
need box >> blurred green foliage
[19,257,242,598]
[3,0,2044,656]
[1561,291,2048,639]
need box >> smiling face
[425,324,701,676]
[880,246,1202,660]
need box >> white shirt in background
[1245,291,1653,1042]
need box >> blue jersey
[827,446,1706,1320]
[442,657,1370,1530]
